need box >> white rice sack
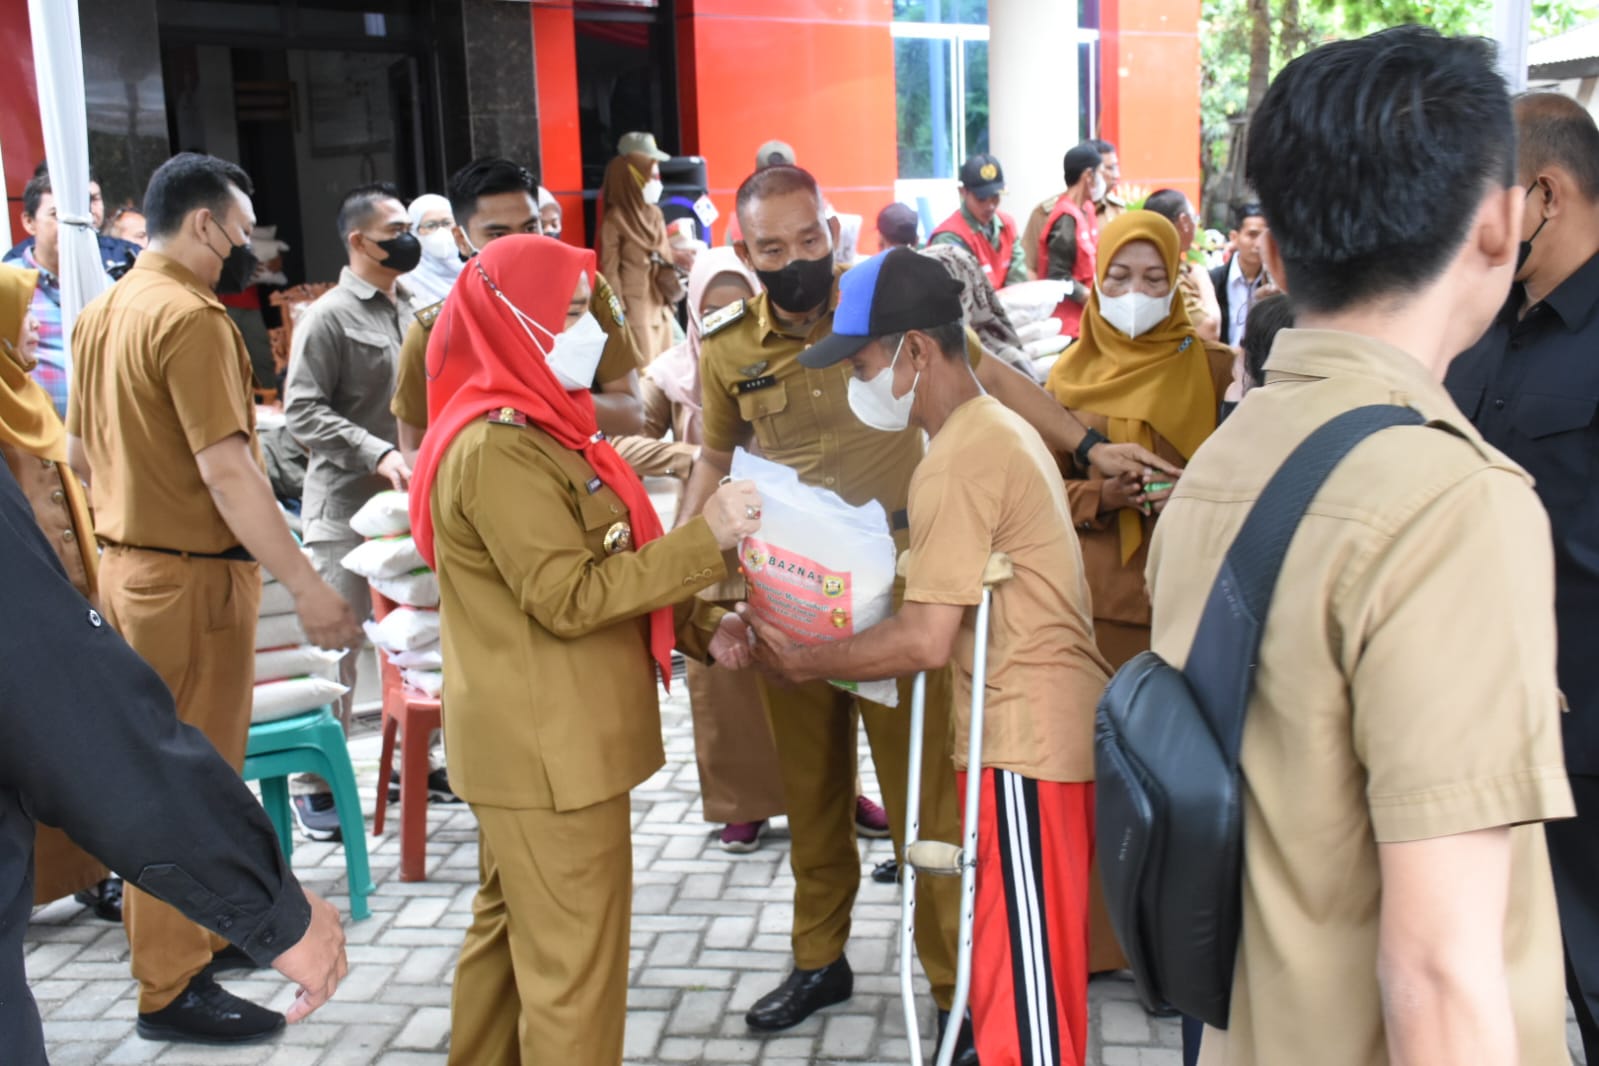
[388,641,444,670]
[350,490,412,538]
[372,569,440,609]
[1024,335,1071,359]
[341,535,425,580]
[255,612,307,651]
[997,279,1070,328]
[1016,317,1063,346]
[260,578,296,617]
[365,607,441,653]
[251,676,349,724]
[255,645,344,684]
[730,448,898,707]
[402,669,444,699]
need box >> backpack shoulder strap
[1184,404,1427,761]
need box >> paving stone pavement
[31,686,1588,1065]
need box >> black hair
[1231,202,1265,231]
[881,321,968,361]
[335,182,403,240]
[143,153,255,240]
[1515,92,1599,200]
[735,164,825,229]
[1063,145,1102,187]
[1241,293,1295,389]
[1093,139,1117,156]
[446,158,538,228]
[1246,26,1513,312]
[31,160,97,183]
[22,173,50,220]
[1144,189,1192,227]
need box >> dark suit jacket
[1211,262,1232,341]
[0,462,310,1064]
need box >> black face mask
[755,252,835,315]
[1517,180,1549,274]
[369,231,423,274]
[209,224,259,295]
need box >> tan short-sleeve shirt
[1146,329,1574,1066]
[69,252,257,554]
[390,271,640,430]
[905,396,1109,781]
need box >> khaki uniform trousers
[686,597,786,825]
[100,547,261,1013]
[450,796,633,1066]
[1086,617,1149,973]
[760,666,962,1008]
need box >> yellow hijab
[1047,210,1217,563]
[0,263,98,590]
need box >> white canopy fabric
[28,0,112,371]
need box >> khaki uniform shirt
[390,272,640,430]
[1146,329,1575,1066]
[283,267,414,544]
[699,272,981,544]
[69,251,257,554]
[904,396,1108,781]
[430,417,728,811]
[1020,192,1060,278]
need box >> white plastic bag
[255,613,307,651]
[364,607,442,653]
[251,676,349,724]
[1024,334,1071,359]
[402,669,445,698]
[350,490,412,538]
[1017,317,1063,346]
[341,535,425,580]
[388,641,444,670]
[372,569,440,609]
[730,448,898,707]
[997,279,1070,328]
[259,577,296,617]
[255,645,344,684]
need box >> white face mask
[420,229,459,263]
[846,336,919,432]
[496,282,607,392]
[1090,173,1107,202]
[1097,287,1175,340]
[642,179,664,206]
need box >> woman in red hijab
[409,234,762,1066]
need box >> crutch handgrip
[980,552,1014,588]
[905,840,965,876]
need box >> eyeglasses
[417,218,455,234]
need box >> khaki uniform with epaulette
[697,277,969,1011]
[434,407,730,1066]
[390,274,692,474]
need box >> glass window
[893,0,987,26]
[895,37,959,180]
[963,39,988,159]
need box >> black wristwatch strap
[1074,428,1109,469]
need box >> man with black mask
[282,182,420,839]
[70,153,364,1045]
[675,164,1178,1059]
[1445,91,1599,1064]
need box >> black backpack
[1094,403,1425,1029]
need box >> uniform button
[610,505,620,515]
[62,529,75,542]
[86,609,103,628]
[50,489,64,504]
[260,931,276,947]
[824,476,836,486]
[812,389,823,397]
[217,915,234,931]
[1494,398,1507,410]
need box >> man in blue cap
[740,247,1110,1066]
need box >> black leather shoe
[201,944,260,978]
[937,1008,980,1066]
[73,876,122,922]
[136,972,284,1044]
[871,858,900,884]
[745,956,853,1030]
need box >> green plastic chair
[242,705,374,921]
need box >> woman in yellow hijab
[0,263,112,911]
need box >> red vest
[930,209,1019,290]
[1039,194,1098,337]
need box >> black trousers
[1548,772,1599,1062]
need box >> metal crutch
[899,552,1014,1066]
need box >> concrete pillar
[1495,0,1531,93]
[988,0,1080,231]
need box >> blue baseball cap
[799,248,964,368]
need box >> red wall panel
[1101,0,1202,210]
[0,1,45,241]
[533,2,587,245]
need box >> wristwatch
[1074,428,1109,470]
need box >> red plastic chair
[369,587,443,882]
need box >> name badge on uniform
[737,375,777,394]
[586,477,603,495]
[603,522,633,555]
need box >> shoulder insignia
[702,299,746,338]
[607,291,626,327]
[415,300,445,330]
[487,407,528,427]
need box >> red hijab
[410,234,676,687]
